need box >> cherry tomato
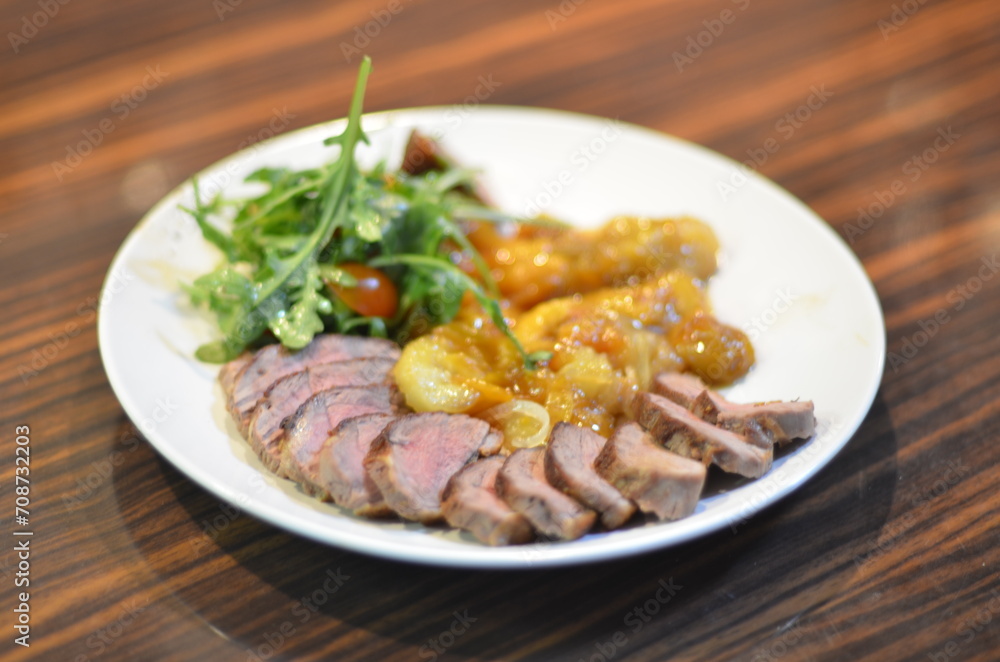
[325,263,398,318]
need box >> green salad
[184,57,548,368]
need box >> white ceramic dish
[98,106,885,568]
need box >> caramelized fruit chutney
[392,216,754,450]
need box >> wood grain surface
[2,0,998,660]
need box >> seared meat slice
[694,391,816,446]
[219,352,253,398]
[650,372,709,410]
[442,456,534,546]
[248,358,397,467]
[595,423,706,520]
[495,448,596,540]
[653,372,815,447]
[278,386,401,483]
[364,413,503,524]
[310,413,395,517]
[632,392,772,478]
[226,335,400,435]
[652,373,768,449]
[544,423,636,529]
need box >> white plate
[98,106,885,568]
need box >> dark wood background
[2,0,998,659]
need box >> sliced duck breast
[652,373,768,449]
[693,390,816,446]
[226,335,400,434]
[278,385,401,483]
[442,456,534,546]
[364,413,503,524]
[248,357,397,466]
[219,352,253,398]
[309,413,396,517]
[649,372,709,410]
[496,448,596,541]
[595,422,706,521]
[632,392,772,478]
[544,423,636,529]
[652,373,815,447]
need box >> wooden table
[2,0,998,659]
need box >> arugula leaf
[180,180,237,261]
[185,56,548,370]
[271,264,331,348]
[188,56,373,361]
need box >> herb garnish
[184,57,547,369]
